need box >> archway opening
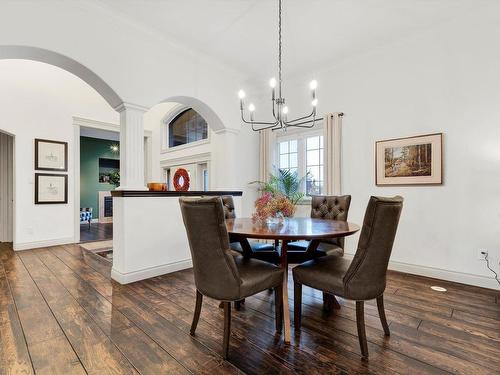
[0,47,124,249]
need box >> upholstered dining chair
[222,195,280,264]
[287,195,351,310]
[179,196,284,359]
[293,196,403,359]
[287,195,352,261]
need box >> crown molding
[214,127,240,135]
[114,102,150,113]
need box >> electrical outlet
[477,249,488,260]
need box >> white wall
[284,5,500,288]
[0,60,118,249]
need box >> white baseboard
[14,237,75,251]
[111,259,193,284]
[343,253,500,290]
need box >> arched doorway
[0,46,124,248]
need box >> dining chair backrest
[343,196,403,300]
[179,196,241,300]
[310,195,351,248]
[221,195,236,219]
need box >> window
[278,139,298,174]
[276,133,324,196]
[306,135,324,195]
[168,108,208,148]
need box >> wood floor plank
[49,246,115,297]
[126,281,299,375]
[34,248,191,374]
[394,286,500,318]
[110,289,241,375]
[109,326,190,375]
[36,249,132,336]
[17,251,138,375]
[28,336,85,375]
[0,267,34,375]
[390,322,500,373]
[451,308,500,331]
[167,272,420,375]
[0,250,65,345]
[47,245,242,374]
[2,242,500,375]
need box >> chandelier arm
[241,111,279,126]
[253,122,281,132]
[284,116,324,128]
[271,123,285,132]
[284,109,316,124]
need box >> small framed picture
[35,139,68,171]
[376,133,443,186]
[35,173,68,204]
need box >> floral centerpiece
[250,169,307,224]
[252,192,296,224]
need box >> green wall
[80,137,119,218]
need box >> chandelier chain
[278,0,282,98]
[238,0,324,131]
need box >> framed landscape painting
[35,138,68,171]
[35,173,68,204]
[376,133,443,186]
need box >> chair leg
[190,290,203,336]
[356,301,369,359]
[223,301,231,359]
[323,292,341,312]
[274,285,283,333]
[376,295,390,336]
[294,282,302,330]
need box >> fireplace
[98,191,113,223]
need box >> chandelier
[238,0,322,132]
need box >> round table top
[225,217,360,240]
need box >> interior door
[0,132,13,242]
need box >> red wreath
[173,168,190,191]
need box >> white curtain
[324,112,343,195]
[259,129,274,182]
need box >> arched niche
[159,96,228,133]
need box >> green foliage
[251,169,306,205]
[109,171,120,187]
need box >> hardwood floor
[80,222,113,242]
[0,242,499,374]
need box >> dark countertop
[111,190,243,197]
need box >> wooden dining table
[225,217,360,343]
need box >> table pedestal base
[280,240,291,344]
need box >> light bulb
[238,90,246,99]
[309,80,318,90]
[282,106,289,114]
[311,98,318,107]
[269,77,277,88]
[248,103,255,112]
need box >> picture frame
[35,138,68,171]
[375,133,443,186]
[35,173,68,204]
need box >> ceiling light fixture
[238,0,322,131]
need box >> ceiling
[94,0,492,81]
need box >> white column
[114,102,148,190]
